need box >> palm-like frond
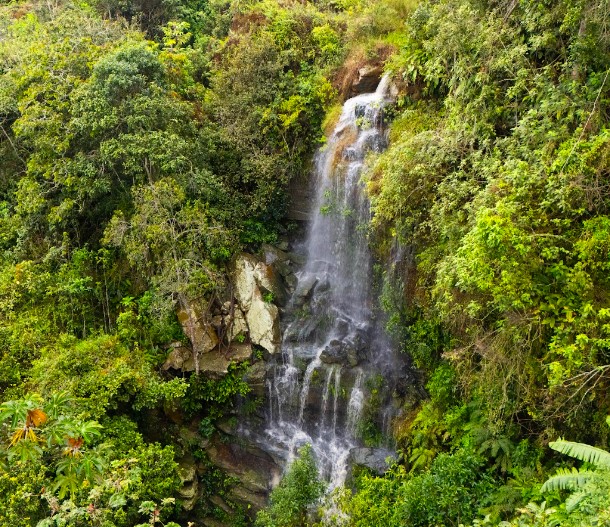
[7,438,43,462]
[540,467,595,493]
[565,490,588,513]
[44,392,73,420]
[549,440,610,468]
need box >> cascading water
[264,76,400,488]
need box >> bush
[256,445,325,527]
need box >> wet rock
[244,361,267,398]
[315,276,331,294]
[355,103,367,119]
[320,339,347,364]
[345,346,361,367]
[284,272,298,291]
[287,252,307,266]
[334,318,350,339]
[363,133,387,153]
[350,447,398,475]
[343,335,366,367]
[351,65,383,95]
[177,302,219,356]
[274,259,293,278]
[294,275,318,304]
[262,244,289,265]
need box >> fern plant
[541,418,610,513]
[541,439,610,493]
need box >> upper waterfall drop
[264,75,401,488]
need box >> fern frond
[549,440,610,468]
[565,490,587,513]
[540,468,595,493]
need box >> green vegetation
[255,445,325,527]
[342,0,610,525]
[3,0,610,525]
[0,0,366,523]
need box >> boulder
[350,447,398,475]
[232,254,282,354]
[254,260,288,306]
[244,361,267,398]
[262,244,289,265]
[320,340,347,365]
[177,458,199,511]
[247,294,280,355]
[217,418,238,435]
[162,345,191,371]
[233,254,259,311]
[315,277,331,294]
[177,303,218,356]
[343,335,366,367]
[233,253,287,308]
[294,275,318,304]
[229,485,268,511]
[183,343,252,375]
[351,65,383,95]
[283,271,298,291]
[224,306,249,342]
[206,438,279,512]
[209,495,233,515]
[287,252,307,266]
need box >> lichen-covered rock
[162,344,191,371]
[183,343,252,375]
[246,294,280,354]
[224,306,249,342]
[177,458,199,511]
[177,302,218,356]
[244,360,267,398]
[232,254,282,354]
[233,254,259,311]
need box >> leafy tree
[255,444,326,527]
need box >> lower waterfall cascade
[257,75,408,488]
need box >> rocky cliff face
[161,246,301,525]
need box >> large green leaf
[540,467,595,493]
[549,440,610,468]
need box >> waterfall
[264,76,397,489]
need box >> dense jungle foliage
[2,0,610,525]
